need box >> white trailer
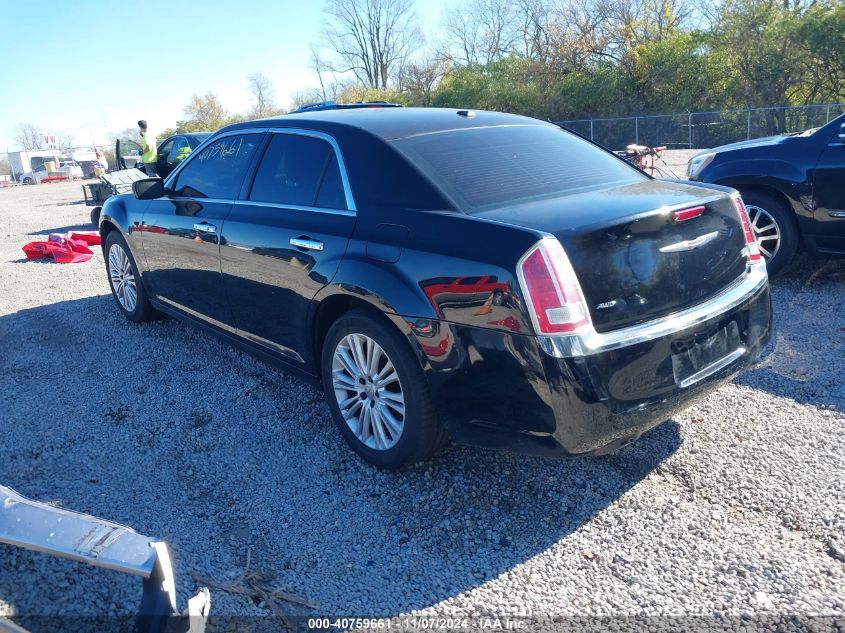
[7,150,61,181]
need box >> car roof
[225,107,553,142]
[292,100,402,113]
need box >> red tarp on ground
[22,231,101,264]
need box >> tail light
[517,237,591,335]
[732,195,762,263]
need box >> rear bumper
[421,264,772,457]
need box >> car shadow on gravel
[0,294,683,620]
[736,258,845,412]
[28,223,94,235]
[735,368,844,411]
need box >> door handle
[290,238,324,251]
[193,223,216,234]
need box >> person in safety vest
[137,120,158,176]
[172,144,193,166]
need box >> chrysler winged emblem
[659,231,719,253]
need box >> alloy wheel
[331,333,405,451]
[745,204,781,261]
[108,243,138,312]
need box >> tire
[22,177,33,185]
[739,190,798,277]
[321,309,447,469]
[104,231,160,323]
[90,206,101,227]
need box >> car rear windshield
[392,124,645,212]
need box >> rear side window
[172,134,260,199]
[249,133,347,210]
[315,154,346,209]
[392,125,645,212]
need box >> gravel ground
[0,182,843,631]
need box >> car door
[139,132,263,333]
[116,139,143,170]
[155,137,175,178]
[812,128,845,251]
[220,130,357,365]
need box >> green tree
[799,0,845,101]
[179,92,231,132]
[710,0,810,111]
[630,31,728,113]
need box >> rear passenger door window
[172,134,261,199]
[249,133,347,210]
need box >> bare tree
[322,0,423,90]
[291,87,332,110]
[442,0,519,65]
[247,72,278,118]
[310,45,334,101]
[56,131,76,152]
[107,127,141,144]
[14,123,43,150]
[398,57,447,105]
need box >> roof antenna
[457,110,475,118]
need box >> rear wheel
[740,190,798,277]
[321,309,446,468]
[90,206,101,227]
[104,231,160,322]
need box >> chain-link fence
[558,103,845,151]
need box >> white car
[20,162,83,184]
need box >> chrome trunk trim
[538,261,768,358]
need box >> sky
[0,0,451,151]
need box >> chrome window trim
[263,128,357,213]
[538,261,768,358]
[233,199,355,217]
[162,126,358,214]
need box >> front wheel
[104,231,161,323]
[740,191,798,277]
[321,310,446,469]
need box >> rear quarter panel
[319,208,540,333]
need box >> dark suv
[99,108,771,468]
[688,113,845,275]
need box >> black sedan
[688,113,845,275]
[99,108,772,468]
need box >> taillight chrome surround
[731,193,763,263]
[516,237,592,336]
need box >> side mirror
[133,178,164,200]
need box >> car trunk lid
[476,180,749,333]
